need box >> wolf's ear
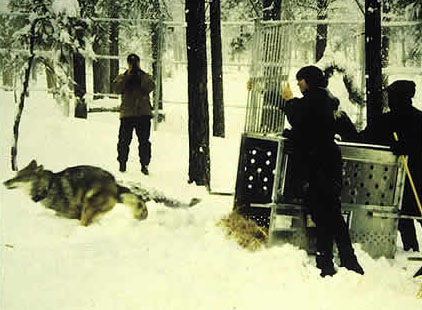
[28,160,37,169]
[36,165,44,172]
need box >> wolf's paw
[189,198,201,207]
[134,205,148,220]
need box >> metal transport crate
[234,134,406,258]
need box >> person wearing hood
[387,81,422,253]
[361,80,422,251]
[281,65,364,277]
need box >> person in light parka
[113,53,155,175]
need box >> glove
[281,83,294,100]
[246,79,253,91]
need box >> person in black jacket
[360,80,422,251]
[332,96,360,142]
[388,81,422,252]
[282,65,364,277]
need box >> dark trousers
[117,116,151,166]
[398,183,422,250]
[308,145,355,263]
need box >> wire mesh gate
[244,21,292,135]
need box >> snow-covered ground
[1,70,422,310]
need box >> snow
[0,0,9,13]
[52,0,80,17]
[1,68,422,310]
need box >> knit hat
[386,80,416,99]
[296,65,327,88]
[127,53,140,68]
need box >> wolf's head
[3,160,45,192]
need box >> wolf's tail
[118,184,200,209]
[148,190,201,208]
[117,185,148,220]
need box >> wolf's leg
[133,199,148,220]
[80,192,117,226]
[119,192,148,220]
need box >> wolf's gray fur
[3,160,200,226]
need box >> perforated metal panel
[339,143,405,258]
[348,211,398,258]
[266,141,406,259]
[340,143,402,207]
[234,134,283,227]
[268,206,312,251]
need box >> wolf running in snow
[3,160,200,226]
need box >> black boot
[316,253,337,277]
[119,162,126,172]
[340,254,364,275]
[403,243,419,252]
[141,165,149,175]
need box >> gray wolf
[3,160,199,226]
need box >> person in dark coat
[282,65,364,277]
[331,96,360,142]
[113,54,155,175]
[360,80,422,251]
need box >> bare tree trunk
[151,27,163,109]
[185,0,210,187]
[210,0,225,138]
[11,18,39,171]
[381,1,390,88]
[263,0,281,20]
[73,51,87,118]
[151,0,163,110]
[109,5,119,92]
[2,65,14,88]
[73,18,87,119]
[93,28,110,99]
[365,0,383,127]
[401,33,406,67]
[45,58,56,92]
[315,0,328,62]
